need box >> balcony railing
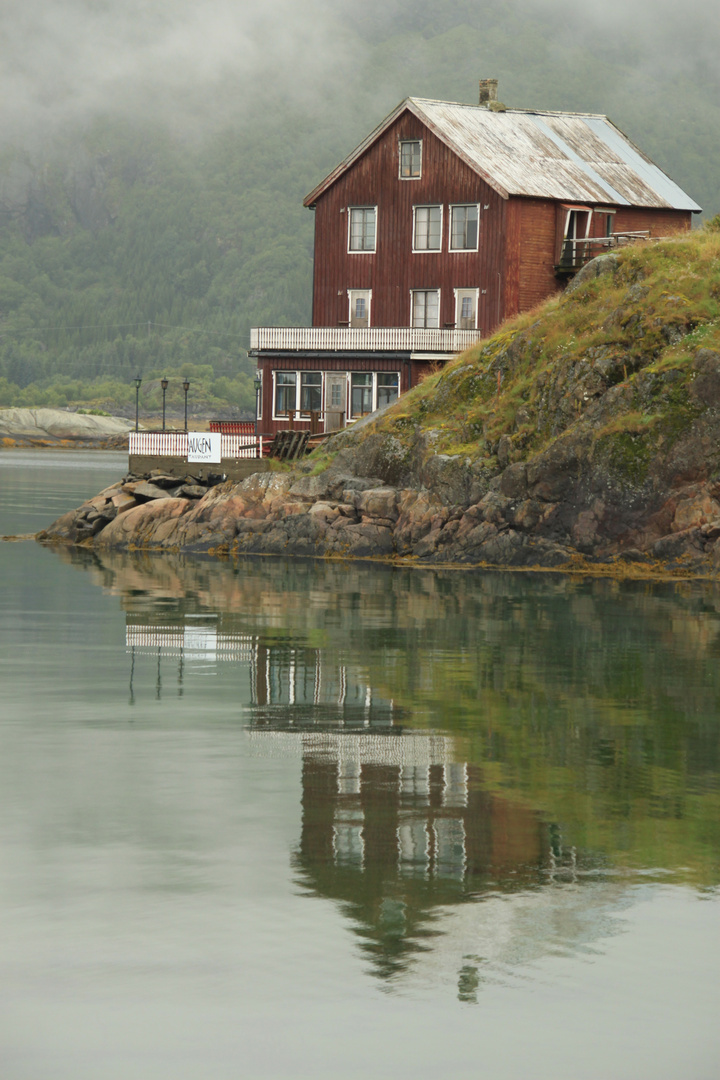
[249,326,484,353]
[555,231,651,275]
[129,432,263,458]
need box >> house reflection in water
[248,725,549,984]
[127,613,555,990]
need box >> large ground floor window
[300,371,322,413]
[351,373,373,417]
[272,370,400,422]
[274,371,296,415]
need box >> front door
[325,374,347,431]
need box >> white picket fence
[129,432,263,459]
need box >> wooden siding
[610,207,692,236]
[517,200,562,312]
[311,113,506,334]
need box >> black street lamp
[134,375,142,432]
[254,373,262,441]
[161,377,169,431]
[182,379,190,431]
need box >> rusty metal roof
[304,98,701,212]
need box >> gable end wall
[311,113,506,334]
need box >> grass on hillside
[367,223,720,470]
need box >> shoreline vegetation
[35,227,720,580]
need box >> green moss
[355,228,720,476]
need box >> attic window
[399,140,422,179]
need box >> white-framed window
[300,371,322,414]
[399,140,422,179]
[274,371,296,416]
[559,206,592,268]
[449,204,479,251]
[273,371,400,422]
[348,206,376,252]
[377,372,399,409]
[350,373,373,417]
[454,288,479,330]
[348,371,400,418]
[255,370,262,420]
[413,205,442,252]
[411,289,440,328]
[348,289,371,327]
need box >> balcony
[555,231,650,276]
[249,326,484,354]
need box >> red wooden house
[250,80,700,435]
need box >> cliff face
[38,229,720,575]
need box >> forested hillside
[1,0,718,416]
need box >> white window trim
[412,205,443,254]
[272,370,298,422]
[449,203,480,252]
[375,371,401,413]
[298,371,323,419]
[453,287,480,330]
[398,139,422,180]
[347,205,377,254]
[272,370,325,421]
[347,289,372,327]
[348,371,401,418]
[410,289,441,329]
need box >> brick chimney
[478,79,498,106]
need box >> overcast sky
[1,0,718,148]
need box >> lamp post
[182,380,190,431]
[161,378,168,431]
[254,373,262,441]
[134,375,142,432]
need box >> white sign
[187,432,222,463]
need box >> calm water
[1,450,719,1079]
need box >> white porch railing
[129,432,263,458]
[249,326,483,353]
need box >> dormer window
[399,140,422,179]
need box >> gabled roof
[304,97,701,213]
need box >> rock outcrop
[0,407,134,447]
[37,234,720,576]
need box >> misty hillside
[0,0,718,415]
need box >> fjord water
[1,451,719,1079]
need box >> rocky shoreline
[36,413,720,578]
[35,239,720,578]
